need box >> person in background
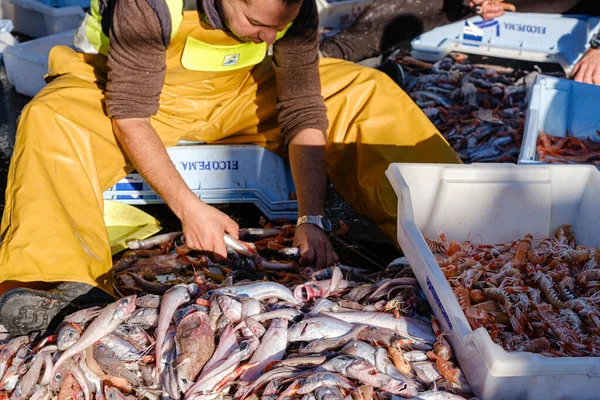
[473,0,600,85]
[319,0,600,79]
[468,0,506,20]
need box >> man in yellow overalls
[0,0,460,335]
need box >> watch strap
[296,215,331,232]
[590,34,600,49]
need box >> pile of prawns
[427,225,600,357]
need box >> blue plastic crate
[518,74,600,167]
[32,0,89,8]
[411,12,600,74]
[6,0,84,38]
[103,144,299,220]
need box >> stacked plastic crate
[1,0,87,97]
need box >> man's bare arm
[112,118,238,260]
[289,128,338,268]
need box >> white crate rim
[386,163,600,399]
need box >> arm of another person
[273,0,338,269]
[571,34,600,86]
[106,0,238,261]
[468,0,505,20]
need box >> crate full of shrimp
[103,144,298,220]
[519,74,600,168]
[385,162,600,400]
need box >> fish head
[287,320,309,342]
[277,246,300,260]
[341,340,375,361]
[105,386,126,400]
[269,317,288,330]
[317,355,358,374]
[314,386,344,400]
[295,281,327,302]
[293,284,313,303]
[245,318,267,338]
[217,295,242,323]
[128,307,159,328]
[50,358,73,392]
[300,267,315,280]
[308,298,334,315]
[241,297,262,317]
[57,324,81,351]
[116,295,138,320]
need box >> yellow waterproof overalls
[0,0,460,295]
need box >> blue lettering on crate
[179,160,240,171]
[503,22,547,35]
[426,276,453,331]
[475,19,500,36]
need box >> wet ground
[0,66,401,270]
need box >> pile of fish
[0,227,477,399]
[537,131,600,165]
[426,225,600,357]
[394,54,548,163]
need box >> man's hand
[112,118,239,261]
[571,48,600,86]
[180,197,239,262]
[469,0,506,20]
[293,224,339,269]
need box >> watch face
[320,217,333,232]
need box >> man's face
[218,0,301,44]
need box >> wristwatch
[590,34,600,49]
[296,215,333,233]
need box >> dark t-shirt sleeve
[272,0,329,146]
[105,0,167,119]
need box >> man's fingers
[314,242,327,270]
[570,62,581,80]
[333,250,340,265]
[225,220,240,240]
[325,245,335,268]
[583,67,594,85]
[482,6,504,20]
[312,241,324,269]
[299,243,315,266]
[592,72,600,86]
[574,64,587,82]
[488,10,504,19]
[212,237,228,262]
[184,234,200,251]
[330,245,339,266]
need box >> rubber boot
[0,282,115,336]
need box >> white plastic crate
[3,29,75,97]
[0,19,16,65]
[385,163,600,400]
[5,0,83,38]
[519,74,600,167]
[316,0,373,29]
[411,12,600,74]
[103,144,298,220]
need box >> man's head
[218,0,302,44]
